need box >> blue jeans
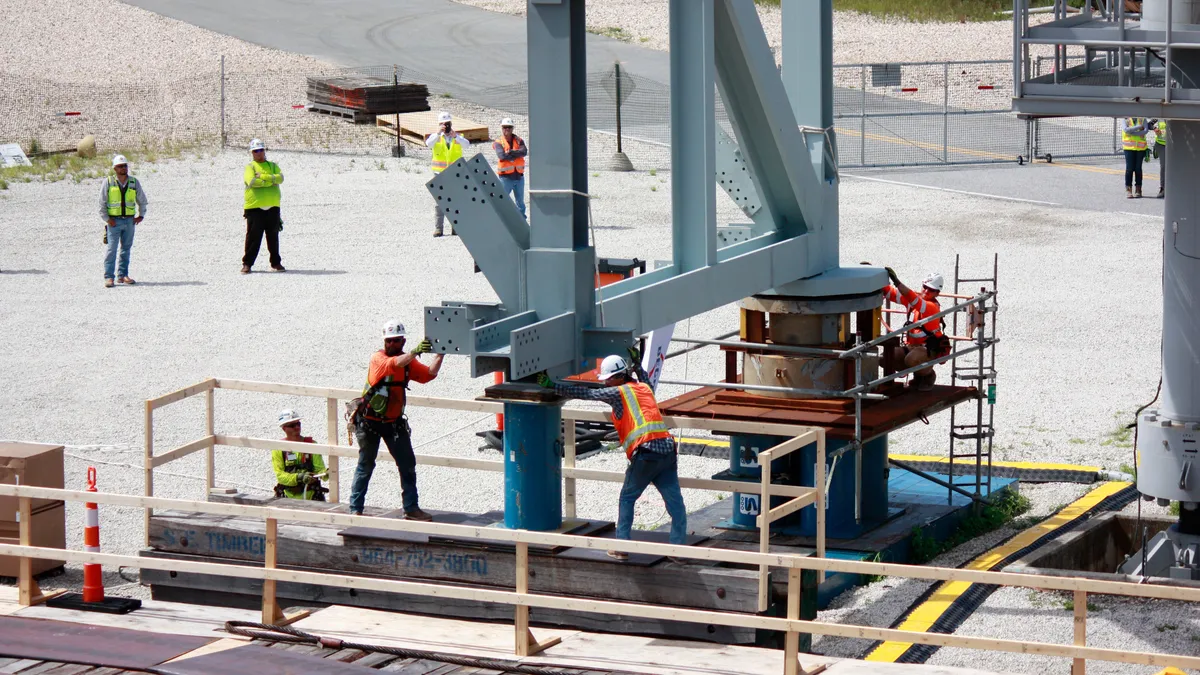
[499,173,526,218]
[104,217,135,279]
[349,418,419,514]
[1124,149,1144,188]
[617,451,688,545]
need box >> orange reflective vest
[884,285,945,347]
[611,382,672,459]
[496,136,525,176]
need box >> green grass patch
[588,26,634,42]
[908,489,1032,564]
[1,139,204,186]
[754,0,1062,22]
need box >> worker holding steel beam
[883,268,949,392]
[347,321,443,520]
[271,409,327,501]
[538,349,688,560]
[427,112,470,237]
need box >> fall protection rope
[222,621,644,675]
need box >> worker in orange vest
[538,349,687,560]
[492,118,528,219]
[883,268,950,392]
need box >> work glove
[296,472,311,484]
[626,345,641,365]
[536,371,554,389]
[306,474,321,486]
[884,266,900,284]
[413,339,433,355]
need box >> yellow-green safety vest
[430,136,464,173]
[106,176,139,217]
[244,160,282,210]
[1123,118,1147,151]
[1156,120,1167,146]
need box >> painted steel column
[527,0,589,250]
[1160,120,1200,423]
[670,0,718,272]
[782,0,834,181]
[503,401,564,531]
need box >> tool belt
[924,332,951,359]
[274,478,327,501]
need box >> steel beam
[783,0,836,182]
[670,0,718,272]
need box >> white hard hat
[111,154,128,168]
[383,320,406,339]
[249,138,266,151]
[500,117,514,127]
[922,272,945,292]
[599,355,629,380]
[437,112,452,124]
[277,409,302,427]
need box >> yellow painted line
[865,481,1133,662]
[678,437,731,448]
[889,453,1100,474]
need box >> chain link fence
[1,56,1122,170]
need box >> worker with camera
[427,111,471,237]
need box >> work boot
[271,264,286,272]
[119,276,136,285]
[404,508,433,522]
[1136,186,1143,198]
[241,265,251,274]
[606,550,629,562]
[432,229,443,238]
[1126,187,1134,199]
[104,278,115,288]
[916,372,937,392]
[1159,186,1165,199]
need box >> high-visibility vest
[243,160,282,210]
[106,176,139,217]
[431,136,464,173]
[1123,118,1147,151]
[1157,120,1167,146]
[611,382,672,459]
[497,136,525,176]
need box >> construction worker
[427,112,470,237]
[883,268,949,392]
[99,154,147,288]
[272,410,328,500]
[492,118,528,219]
[1153,119,1167,198]
[538,349,687,560]
[242,138,285,274]
[1123,117,1148,199]
[348,320,444,520]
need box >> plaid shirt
[554,367,674,455]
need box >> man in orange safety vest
[538,349,687,560]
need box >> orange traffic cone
[82,467,104,603]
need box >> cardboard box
[0,442,65,518]
[0,501,65,578]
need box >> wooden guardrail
[2,484,1199,674]
[142,378,826,611]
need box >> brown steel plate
[661,385,977,440]
[158,644,379,675]
[0,616,214,669]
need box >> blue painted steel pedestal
[502,401,564,531]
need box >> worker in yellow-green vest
[426,111,470,237]
[1153,119,1167,199]
[98,154,148,288]
[242,138,285,274]
[272,410,328,500]
[1122,117,1148,199]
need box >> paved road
[119,0,670,93]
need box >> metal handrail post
[840,292,995,359]
[853,338,863,523]
[845,340,995,396]
[1014,0,1022,99]
[943,61,950,162]
[1118,0,1126,86]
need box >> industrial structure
[1014,0,1200,580]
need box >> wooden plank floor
[0,639,620,674]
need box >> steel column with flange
[502,401,564,531]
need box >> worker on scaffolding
[272,409,328,501]
[537,349,687,561]
[883,268,950,392]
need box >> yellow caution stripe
[888,453,1100,474]
[865,481,1133,663]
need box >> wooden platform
[377,111,490,144]
[659,384,978,441]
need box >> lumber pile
[305,75,430,115]
[377,111,491,144]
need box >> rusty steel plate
[158,644,380,675]
[0,616,214,669]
